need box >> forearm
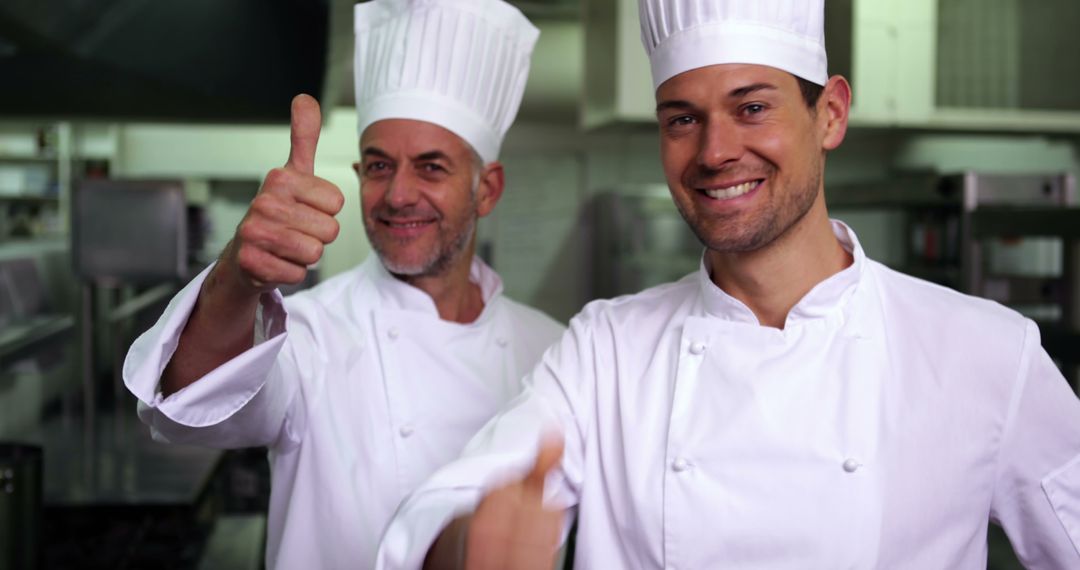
[161,249,262,396]
[423,516,471,570]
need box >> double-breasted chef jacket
[377,221,1080,570]
[124,256,565,569]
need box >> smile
[702,180,761,200]
[383,220,434,228]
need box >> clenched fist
[224,94,345,293]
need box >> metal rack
[961,173,1080,387]
[831,172,1080,388]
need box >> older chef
[123,0,563,568]
[376,1,1080,569]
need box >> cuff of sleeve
[123,262,288,427]
[1042,452,1080,558]
[376,489,481,570]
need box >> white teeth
[388,221,429,228]
[705,181,758,200]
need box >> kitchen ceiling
[0,0,581,121]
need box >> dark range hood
[0,0,330,123]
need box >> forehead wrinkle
[415,150,453,162]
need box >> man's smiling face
[655,63,831,254]
[357,119,484,277]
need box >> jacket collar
[697,220,867,329]
[360,254,504,320]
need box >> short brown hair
[797,76,824,109]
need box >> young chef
[123,0,563,567]
[377,0,1080,568]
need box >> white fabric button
[689,342,706,355]
[398,425,415,438]
[672,458,691,472]
[387,327,400,340]
[842,458,861,473]
[496,337,509,347]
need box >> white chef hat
[354,0,539,164]
[638,0,828,90]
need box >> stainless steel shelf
[828,172,961,209]
[970,207,1080,239]
[20,411,224,508]
[0,314,75,364]
[0,193,60,203]
[0,154,60,164]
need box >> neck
[706,201,852,329]
[397,241,485,324]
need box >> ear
[819,75,852,151]
[475,162,505,218]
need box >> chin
[379,255,429,276]
[694,221,777,253]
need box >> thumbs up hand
[225,94,345,293]
[464,436,566,570]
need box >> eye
[365,160,390,173]
[666,115,696,127]
[420,163,448,174]
[740,103,768,117]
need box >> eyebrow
[656,99,696,114]
[362,146,392,160]
[361,147,452,163]
[655,82,779,113]
[728,82,778,98]
[416,151,451,162]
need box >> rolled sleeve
[124,263,295,448]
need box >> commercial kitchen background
[2,0,1079,568]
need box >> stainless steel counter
[16,411,222,508]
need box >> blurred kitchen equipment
[0,443,43,570]
[71,179,189,433]
[589,186,701,300]
[830,171,1080,387]
[73,179,188,284]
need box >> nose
[384,170,421,209]
[696,119,742,171]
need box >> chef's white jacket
[377,221,1080,570]
[124,256,564,569]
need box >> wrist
[206,242,264,305]
[424,515,473,570]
